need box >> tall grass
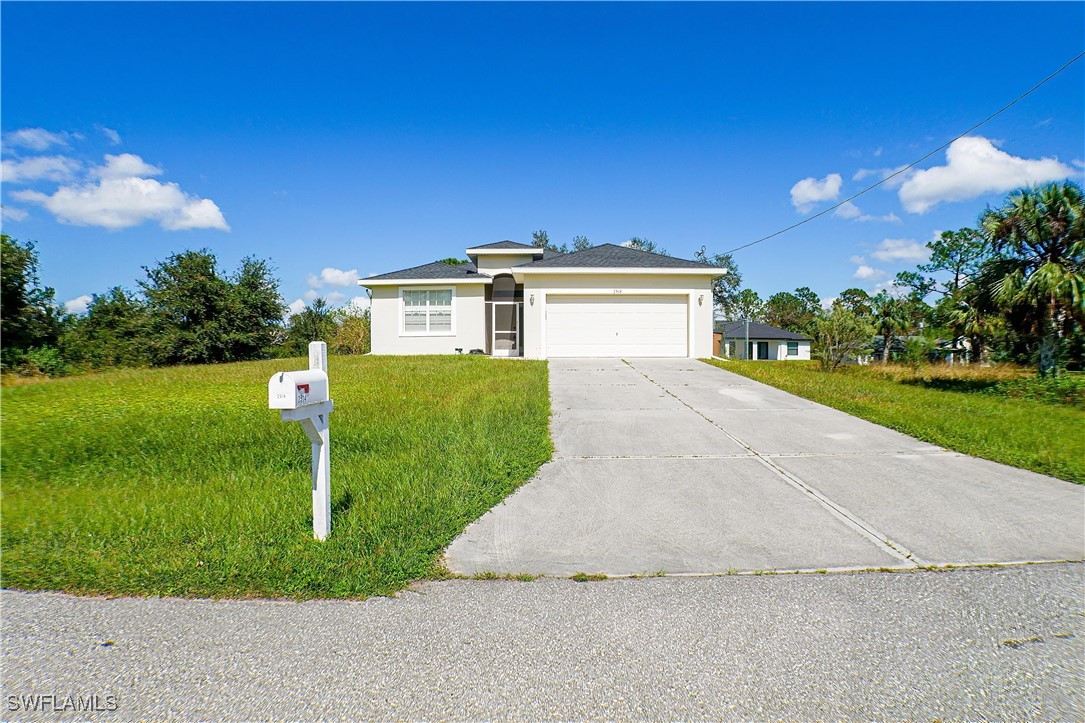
[706,360,1084,483]
[1,356,552,598]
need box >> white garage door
[546,295,689,357]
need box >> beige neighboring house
[360,241,724,359]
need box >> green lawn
[705,360,1084,483]
[1,356,552,599]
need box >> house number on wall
[613,289,623,294]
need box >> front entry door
[747,341,770,360]
[492,302,521,357]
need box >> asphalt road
[3,564,1083,720]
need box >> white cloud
[1,205,29,222]
[871,238,929,263]
[790,173,842,212]
[870,279,908,297]
[64,294,93,314]
[344,295,371,313]
[3,128,70,152]
[899,136,1077,213]
[852,258,886,280]
[12,153,228,231]
[833,201,902,224]
[852,164,910,188]
[1,155,81,184]
[835,201,862,219]
[308,267,361,288]
[820,296,837,310]
[100,127,122,145]
[90,153,162,180]
[285,298,306,318]
[284,292,364,316]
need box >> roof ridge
[467,240,538,250]
[515,242,718,269]
[367,260,490,281]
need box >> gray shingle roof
[515,243,718,269]
[365,261,489,281]
[467,240,539,251]
[714,321,812,341]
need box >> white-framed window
[401,287,454,335]
[787,341,799,356]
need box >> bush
[333,307,371,355]
[16,347,71,377]
[813,306,874,371]
[903,336,936,368]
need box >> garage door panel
[546,295,688,357]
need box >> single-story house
[714,320,812,360]
[360,241,724,359]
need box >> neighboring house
[714,320,812,360]
[360,241,724,359]
[871,335,965,363]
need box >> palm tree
[872,293,910,363]
[946,286,992,365]
[980,182,1084,376]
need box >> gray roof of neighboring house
[715,320,812,341]
[515,243,718,269]
[467,240,539,251]
[364,261,489,281]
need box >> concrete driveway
[445,358,1084,576]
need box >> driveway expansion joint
[761,450,951,459]
[628,359,922,568]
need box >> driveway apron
[444,359,1084,576]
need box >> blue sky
[2,2,1082,316]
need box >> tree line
[728,183,1083,375]
[0,241,370,377]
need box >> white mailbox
[268,342,335,541]
[268,369,329,410]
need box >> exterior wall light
[529,293,535,306]
[698,294,704,306]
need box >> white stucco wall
[778,340,812,360]
[520,273,716,359]
[472,253,539,277]
[759,340,813,360]
[368,284,488,355]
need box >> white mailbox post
[269,341,333,540]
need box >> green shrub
[15,347,71,377]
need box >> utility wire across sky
[724,50,1085,256]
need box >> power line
[724,50,1085,256]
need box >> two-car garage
[544,294,689,358]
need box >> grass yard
[1,356,552,599]
[705,360,1084,484]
